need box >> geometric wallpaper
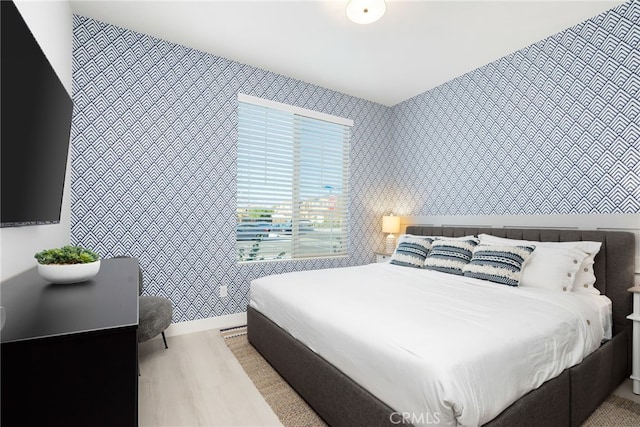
[391,0,639,216]
[71,0,638,323]
[70,15,393,322]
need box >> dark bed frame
[248,226,636,426]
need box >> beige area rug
[582,394,640,426]
[222,326,327,427]
[222,327,640,427]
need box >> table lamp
[382,214,400,253]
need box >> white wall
[0,1,73,280]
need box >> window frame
[236,94,353,263]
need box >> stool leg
[161,331,168,349]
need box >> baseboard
[160,312,247,338]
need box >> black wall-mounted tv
[1,0,74,227]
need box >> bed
[247,226,635,426]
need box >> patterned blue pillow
[423,238,479,275]
[462,244,536,286]
[390,236,434,268]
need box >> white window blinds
[237,94,352,262]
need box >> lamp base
[385,234,396,254]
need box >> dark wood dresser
[1,257,139,426]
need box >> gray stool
[115,256,173,349]
[138,296,172,348]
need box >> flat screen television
[1,0,74,227]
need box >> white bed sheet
[249,262,611,426]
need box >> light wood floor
[614,377,640,404]
[138,329,281,427]
[139,329,640,426]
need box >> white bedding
[249,262,612,426]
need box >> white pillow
[434,235,477,240]
[574,257,598,294]
[400,234,476,241]
[397,233,434,240]
[478,234,600,293]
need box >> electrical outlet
[219,285,228,298]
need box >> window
[237,94,352,262]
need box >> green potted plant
[34,245,101,284]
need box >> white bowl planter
[37,260,101,284]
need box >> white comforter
[249,262,610,426]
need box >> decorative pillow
[423,238,479,275]
[389,236,434,268]
[478,234,598,293]
[462,244,535,286]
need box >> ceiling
[68,0,625,107]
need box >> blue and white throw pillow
[390,235,434,268]
[462,244,536,286]
[423,238,479,275]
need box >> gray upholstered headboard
[405,226,636,338]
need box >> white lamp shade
[346,0,386,25]
[382,215,400,233]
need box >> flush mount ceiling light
[346,0,386,25]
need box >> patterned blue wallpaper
[70,15,394,322]
[71,0,639,323]
[391,0,639,216]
